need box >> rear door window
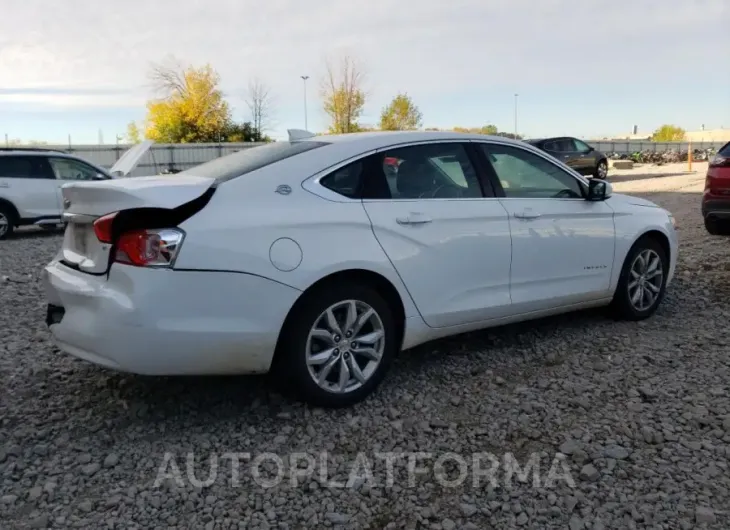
[0,156,54,179]
[179,141,330,182]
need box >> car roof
[304,130,528,150]
[0,148,69,156]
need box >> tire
[0,204,16,240]
[610,236,668,321]
[704,216,730,236]
[593,159,608,179]
[273,282,399,408]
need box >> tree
[126,122,142,144]
[379,93,423,131]
[651,124,686,142]
[321,55,366,134]
[144,59,233,143]
[494,132,523,140]
[452,125,499,135]
[245,78,274,137]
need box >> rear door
[360,141,513,328]
[0,155,59,219]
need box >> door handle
[396,213,433,225]
[514,210,541,220]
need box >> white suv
[0,142,151,239]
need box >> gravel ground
[2,164,729,530]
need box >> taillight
[115,228,185,268]
[93,212,117,243]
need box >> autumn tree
[126,122,142,144]
[379,93,422,131]
[144,59,234,143]
[321,55,366,134]
[651,124,686,142]
[245,78,274,139]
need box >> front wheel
[273,283,398,407]
[610,237,668,320]
[593,159,608,179]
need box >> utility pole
[514,93,519,139]
[301,75,310,130]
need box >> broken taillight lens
[115,228,185,267]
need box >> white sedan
[44,130,678,407]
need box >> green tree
[651,124,686,142]
[494,132,523,140]
[321,55,366,134]
[452,125,499,135]
[126,122,142,144]
[379,93,423,131]
[144,60,233,143]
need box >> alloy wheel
[627,249,663,311]
[305,300,386,394]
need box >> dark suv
[526,137,608,179]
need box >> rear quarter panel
[173,166,420,319]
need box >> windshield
[179,141,330,182]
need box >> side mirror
[587,179,612,201]
[587,146,595,153]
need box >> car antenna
[287,129,316,141]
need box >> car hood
[108,140,153,177]
[609,193,660,209]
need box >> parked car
[526,137,609,179]
[43,130,677,407]
[702,141,730,235]
[0,141,152,239]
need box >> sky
[1,0,728,144]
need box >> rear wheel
[610,237,668,320]
[273,283,398,407]
[0,205,15,240]
[594,159,608,179]
[704,216,730,236]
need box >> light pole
[301,75,310,130]
[514,93,519,139]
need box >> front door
[361,141,513,328]
[571,138,598,173]
[476,142,615,313]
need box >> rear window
[719,142,730,157]
[179,141,330,182]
